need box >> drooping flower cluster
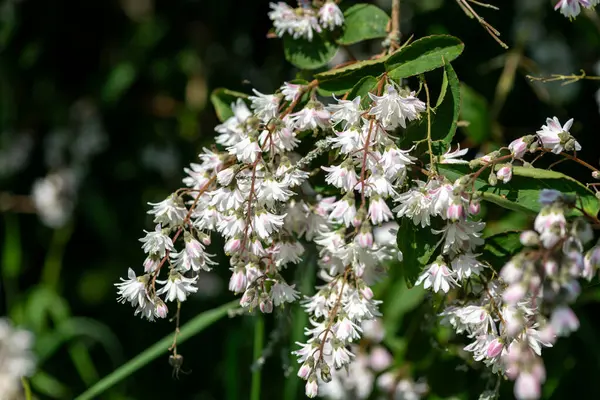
[555,0,599,19]
[116,71,428,398]
[0,318,36,400]
[268,1,344,41]
[292,79,426,397]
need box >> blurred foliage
[1,0,600,399]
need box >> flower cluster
[292,79,426,397]
[268,1,344,41]
[0,318,35,400]
[318,319,427,400]
[555,0,599,19]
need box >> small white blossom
[156,271,198,302]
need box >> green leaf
[283,34,338,70]
[385,35,464,80]
[74,301,238,400]
[460,84,490,145]
[102,62,137,104]
[401,63,460,155]
[482,230,523,271]
[210,88,249,123]
[315,56,388,95]
[337,4,390,45]
[396,220,440,287]
[347,75,378,107]
[438,164,600,216]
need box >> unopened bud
[520,230,539,247]
[593,171,600,179]
[319,364,332,383]
[488,171,498,186]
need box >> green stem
[22,377,32,400]
[423,80,436,175]
[251,314,265,400]
[41,223,74,290]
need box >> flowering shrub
[115,1,600,399]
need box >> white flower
[0,318,36,399]
[329,197,357,227]
[368,83,426,130]
[380,146,414,181]
[328,96,362,129]
[292,10,322,41]
[536,116,580,154]
[416,259,459,293]
[434,219,485,255]
[258,177,294,206]
[227,135,261,163]
[271,281,300,306]
[216,166,236,186]
[322,163,358,192]
[328,127,362,154]
[555,0,595,19]
[289,103,330,131]
[393,183,432,227]
[139,224,174,258]
[368,196,393,225]
[253,210,286,239]
[31,169,76,228]
[116,268,149,307]
[454,305,496,334]
[451,253,484,280]
[534,206,566,248]
[268,2,297,37]
[440,145,469,164]
[334,317,362,342]
[550,306,579,336]
[156,271,198,302]
[280,82,302,102]
[147,195,187,226]
[248,89,279,122]
[319,1,344,30]
[215,99,252,145]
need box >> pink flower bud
[520,230,539,247]
[259,297,273,313]
[503,284,526,304]
[361,286,374,300]
[468,201,481,215]
[298,363,311,379]
[509,137,528,158]
[446,202,464,221]
[514,373,540,400]
[240,289,256,308]
[356,231,374,248]
[224,238,241,255]
[305,378,318,398]
[370,346,393,371]
[486,338,503,358]
[496,165,513,183]
[228,268,247,293]
[154,300,168,319]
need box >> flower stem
[251,313,265,400]
[423,80,436,175]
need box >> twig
[527,69,600,86]
[455,0,508,49]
